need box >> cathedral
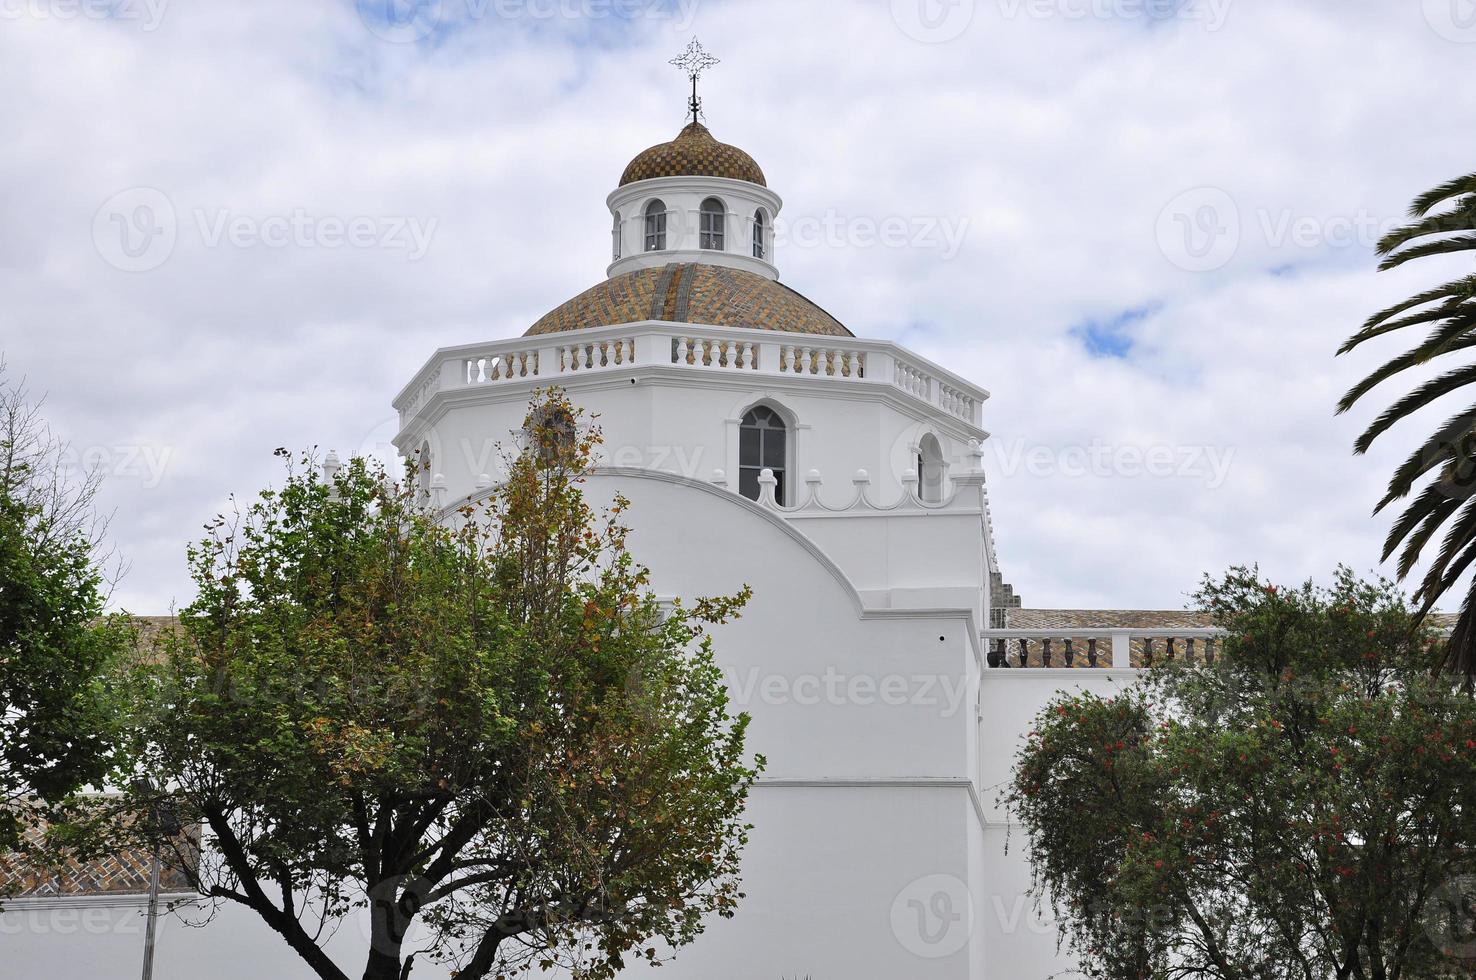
[4,54,1221,980]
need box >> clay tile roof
[619,122,766,187]
[525,263,853,338]
[1006,609,1215,630]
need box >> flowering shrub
[1007,567,1476,979]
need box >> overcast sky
[3,0,1474,613]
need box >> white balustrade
[939,383,975,422]
[671,336,760,370]
[979,628,1225,669]
[779,344,866,378]
[559,337,635,372]
[463,349,540,384]
[396,326,982,429]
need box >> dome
[526,263,852,337]
[619,122,766,187]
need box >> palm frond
[1337,318,1476,414]
[1408,172,1476,218]
[1387,484,1459,570]
[1438,581,1476,676]
[1352,174,1476,678]
[1378,233,1476,272]
[1353,368,1476,455]
[1415,496,1476,598]
[1337,275,1476,355]
[1376,202,1476,257]
[1371,405,1476,511]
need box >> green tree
[0,368,126,878]
[1336,173,1476,675]
[1007,568,1476,980]
[115,391,760,980]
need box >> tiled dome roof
[619,122,766,187]
[526,264,851,337]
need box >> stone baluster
[1143,637,1154,668]
[1087,637,1099,668]
[1017,638,1029,668]
[1041,638,1053,668]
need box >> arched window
[917,434,946,502]
[752,209,767,259]
[527,401,577,463]
[611,210,621,260]
[417,440,433,499]
[644,200,667,252]
[700,197,726,250]
[739,406,787,505]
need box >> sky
[2,0,1475,614]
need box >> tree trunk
[362,948,404,980]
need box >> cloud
[2,0,1473,612]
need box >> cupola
[605,39,782,281]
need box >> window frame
[917,433,947,502]
[644,200,667,252]
[752,208,767,259]
[700,197,726,251]
[738,404,789,505]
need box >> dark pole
[132,778,178,980]
[140,836,162,980]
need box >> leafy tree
[114,390,760,980]
[0,368,126,879]
[1007,568,1476,980]
[1336,172,1476,675]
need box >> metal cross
[670,37,718,125]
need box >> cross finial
[670,37,718,125]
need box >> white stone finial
[853,468,870,486]
[806,469,821,485]
[711,468,728,487]
[902,468,919,493]
[430,473,448,511]
[476,473,492,490]
[966,439,985,472]
[757,467,779,507]
[322,451,341,483]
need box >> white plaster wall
[410,372,978,531]
[5,474,1114,979]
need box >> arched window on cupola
[700,197,726,251]
[752,208,767,260]
[739,405,787,505]
[917,433,946,503]
[612,210,622,260]
[644,200,667,252]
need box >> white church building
[2,77,1222,980]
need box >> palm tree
[1337,172,1476,675]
